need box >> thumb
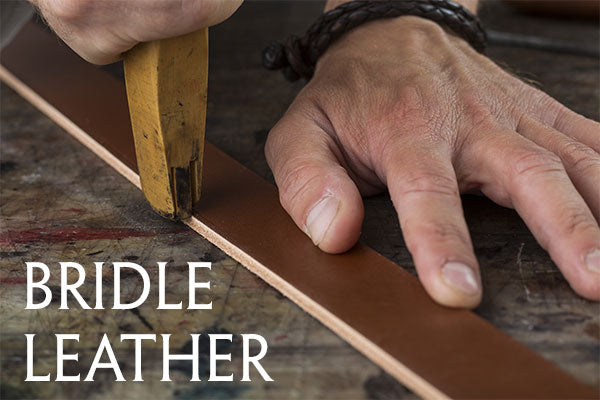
[265,109,364,254]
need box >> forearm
[324,0,479,15]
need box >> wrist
[320,0,483,55]
[317,15,461,67]
[263,0,485,81]
[316,3,482,67]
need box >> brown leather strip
[1,22,596,399]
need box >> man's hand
[265,16,600,308]
[31,0,243,64]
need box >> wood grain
[1,22,596,399]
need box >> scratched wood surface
[1,1,599,399]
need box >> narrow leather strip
[1,22,596,399]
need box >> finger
[383,139,482,308]
[517,115,600,220]
[124,0,244,41]
[265,107,363,254]
[551,106,600,153]
[471,130,600,300]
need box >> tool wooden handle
[123,28,208,220]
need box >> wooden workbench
[1,1,598,398]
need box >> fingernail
[305,195,340,246]
[441,262,480,295]
[585,248,600,273]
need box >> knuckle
[390,86,426,121]
[382,85,431,133]
[398,171,459,199]
[525,89,563,126]
[560,141,600,175]
[560,206,597,237]
[460,89,495,125]
[185,0,219,25]
[49,0,90,21]
[375,86,433,157]
[408,220,470,248]
[276,159,325,211]
[511,150,565,180]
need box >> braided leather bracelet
[262,0,487,82]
